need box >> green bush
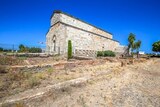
[104,50,115,57]
[29,47,42,53]
[97,51,103,57]
[97,50,115,57]
[68,40,72,59]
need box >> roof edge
[50,10,113,35]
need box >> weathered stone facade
[46,10,125,57]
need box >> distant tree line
[0,44,42,53]
[0,47,13,52]
[0,47,3,52]
[18,44,42,53]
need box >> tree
[67,40,72,59]
[19,44,28,52]
[152,41,160,53]
[127,33,136,55]
[19,44,31,53]
[133,40,142,58]
[0,47,3,52]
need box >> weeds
[0,71,41,99]
[35,72,47,80]
[47,67,54,74]
[27,77,40,88]
[0,56,23,65]
[18,56,27,60]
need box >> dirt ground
[0,56,120,100]
[48,58,160,107]
[0,57,160,107]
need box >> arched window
[52,35,56,51]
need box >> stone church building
[46,10,126,57]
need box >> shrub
[68,40,72,59]
[97,50,115,57]
[104,50,115,57]
[97,51,103,57]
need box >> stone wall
[46,23,67,54]
[66,25,119,53]
[115,46,128,53]
[47,11,123,57]
[51,12,112,39]
[51,13,61,26]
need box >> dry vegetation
[0,66,80,100]
[0,56,25,65]
[0,68,45,99]
[0,56,160,107]
[0,56,120,101]
[33,58,160,107]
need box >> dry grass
[15,102,25,107]
[47,67,55,74]
[0,57,149,102]
[0,66,7,73]
[0,56,25,65]
[0,70,46,99]
[0,66,69,100]
[27,77,40,88]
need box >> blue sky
[0,0,160,53]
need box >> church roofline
[51,10,113,35]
